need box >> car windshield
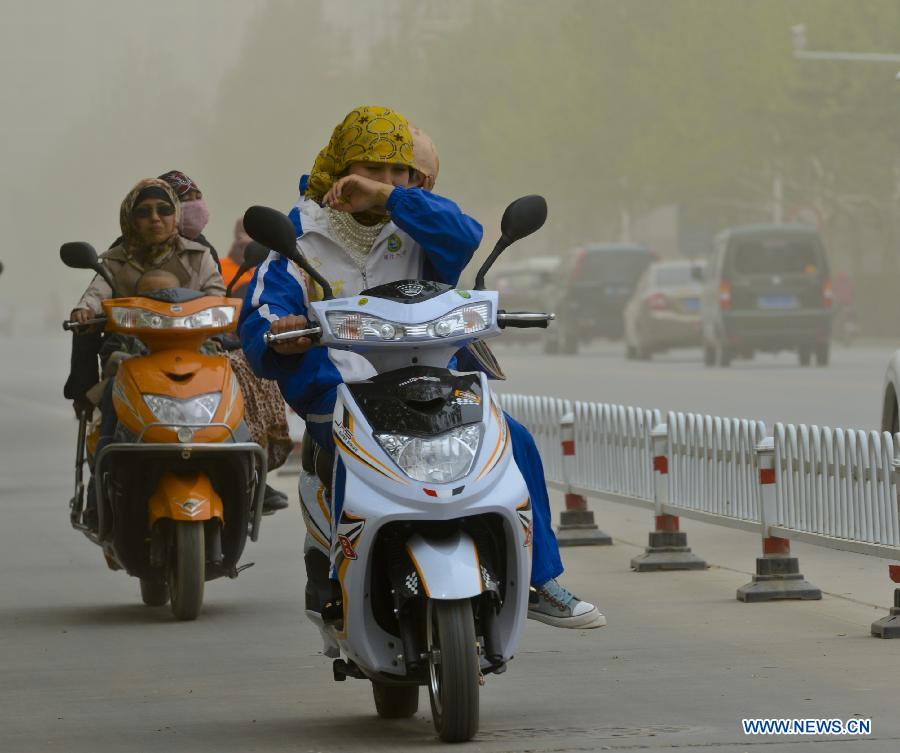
[583,250,654,283]
[730,237,822,275]
[654,266,695,287]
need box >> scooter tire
[426,599,479,743]
[372,682,419,718]
[169,521,205,621]
[140,578,169,607]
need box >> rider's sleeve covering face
[386,187,483,285]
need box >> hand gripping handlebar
[263,325,323,346]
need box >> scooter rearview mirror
[500,195,547,245]
[242,205,334,300]
[60,242,99,270]
[474,194,548,290]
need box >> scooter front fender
[406,531,483,599]
[148,471,223,526]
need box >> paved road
[2,335,900,752]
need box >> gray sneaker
[528,579,607,629]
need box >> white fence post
[737,437,821,602]
[556,412,612,546]
[631,423,706,572]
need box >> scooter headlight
[325,302,491,342]
[143,392,222,424]
[376,425,483,484]
[110,305,236,330]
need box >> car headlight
[111,305,235,330]
[143,392,222,424]
[326,302,490,342]
[376,425,483,484]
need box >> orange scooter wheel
[168,521,205,620]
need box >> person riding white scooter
[239,106,603,628]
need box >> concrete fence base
[871,567,900,638]
[737,537,822,602]
[631,514,707,572]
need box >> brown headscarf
[118,178,181,263]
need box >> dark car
[623,260,705,359]
[700,224,832,367]
[545,243,656,354]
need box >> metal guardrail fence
[770,424,900,557]
[666,411,767,530]
[497,394,571,483]
[499,392,900,561]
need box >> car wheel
[798,347,812,367]
[814,343,830,367]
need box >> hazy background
[4,0,900,334]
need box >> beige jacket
[76,238,225,314]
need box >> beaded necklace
[325,207,387,272]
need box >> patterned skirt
[227,350,294,471]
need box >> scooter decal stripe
[301,507,331,550]
[348,436,408,483]
[405,546,432,598]
[476,404,510,481]
[334,434,398,482]
[316,485,332,525]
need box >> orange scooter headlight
[143,392,222,424]
[110,305,236,330]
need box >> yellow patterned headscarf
[305,105,416,205]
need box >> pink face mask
[179,199,210,239]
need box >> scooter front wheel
[168,521,205,621]
[426,599,479,743]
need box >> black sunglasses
[133,203,176,219]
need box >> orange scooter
[61,241,267,620]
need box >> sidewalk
[528,488,900,751]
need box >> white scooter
[244,197,552,743]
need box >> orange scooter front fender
[148,471,224,526]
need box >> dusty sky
[0,0,263,323]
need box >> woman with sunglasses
[69,178,223,327]
[64,178,225,531]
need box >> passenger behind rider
[157,170,221,268]
[240,106,604,628]
[64,178,225,529]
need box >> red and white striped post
[871,564,900,638]
[556,412,612,546]
[737,437,821,602]
[631,424,706,571]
